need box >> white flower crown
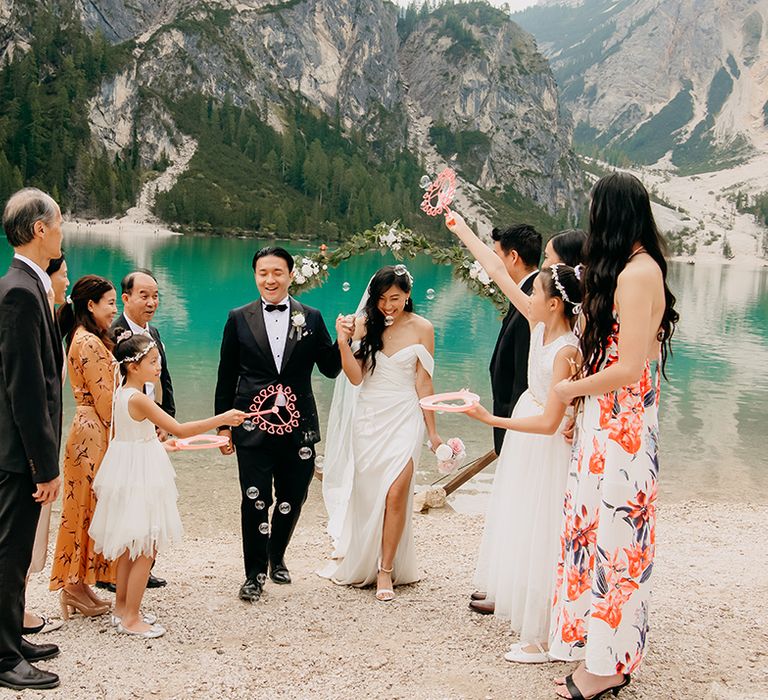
[550,264,582,316]
[115,330,157,364]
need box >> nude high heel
[59,590,110,620]
[376,560,395,603]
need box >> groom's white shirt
[261,295,290,371]
[124,312,158,401]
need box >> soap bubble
[256,573,267,584]
[315,455,325,473]
[275,392,287,407]
[393,264,408,277]
[246,487,259,500]
[419,175,432,189]
[278,502,291,515]
[254,500,265,510]
[426,288,436,300]
[258,523,269,535]
[384,315,394,327]
[242,419,256,432]
[342,282,351,292]
[298,446,313,460]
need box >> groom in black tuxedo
[0,189,64,690]
[215,247,341,602]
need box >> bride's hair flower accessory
[392,264,414,285]
[65,294,73,307]
[550,264,582,316]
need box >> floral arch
[290,222,507,312]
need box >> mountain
[515,0,768,173]
[0,0,584,236]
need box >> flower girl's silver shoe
[116,621,165,638]
[111,611,157,627]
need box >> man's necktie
[264,303,288,312]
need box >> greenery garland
[290,221,509,312]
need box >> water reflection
[3,230,766,507]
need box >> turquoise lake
[3,229,767,511]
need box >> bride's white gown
[321,343,434,586]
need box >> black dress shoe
[20,638,59,662]
[238,578,263,603]
[95,581,117,593]
[0,660,59,690]
[269,562,291,585]
[21,620,45,635]
[147,574,167,589]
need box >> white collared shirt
[261,296,290,371]
[519,269,537,289]
[14,253,52,293]
[124,312,157,400]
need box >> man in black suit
[215,247,341,602]
[107,269,174,590]
[0,188,64,691]
[470,223,541,616]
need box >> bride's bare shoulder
[408,313,433,331]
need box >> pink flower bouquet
[434,437,466,474]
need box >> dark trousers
[235,439,315,581]
[0,471,41,672]
[492,398,511,456]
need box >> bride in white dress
[320,265,442,601]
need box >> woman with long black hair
[320,265,442,602]
[547,173,678,699]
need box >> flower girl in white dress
[447,212,581,664]
[89,333,245,638]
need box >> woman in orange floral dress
[548,173,679,700]
[49,275,118,618]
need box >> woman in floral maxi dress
[547,173,679,700]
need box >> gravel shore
[17,483,768,700]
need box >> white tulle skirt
[90,438,184,561]
[473,389,570,643]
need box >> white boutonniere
[290,311,308,340]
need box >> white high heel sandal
[375,562,395,602]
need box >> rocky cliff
[0,0,584,224]
[400,2,583,218]
[516,0,768,172]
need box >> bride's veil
[322,280,371,553]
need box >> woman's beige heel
[375,561,395,602]
[59,589,110,619]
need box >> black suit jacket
[215,297,341,448]
[489,271,537,455]
[0,259,63,483]
[111,313,175,417]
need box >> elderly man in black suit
[215,247,341,603]
[471,223,541,615]
[105,268,174,591]
[0,188,64,691]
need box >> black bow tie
[264,303,288,312]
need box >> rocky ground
[17,483,768,700]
